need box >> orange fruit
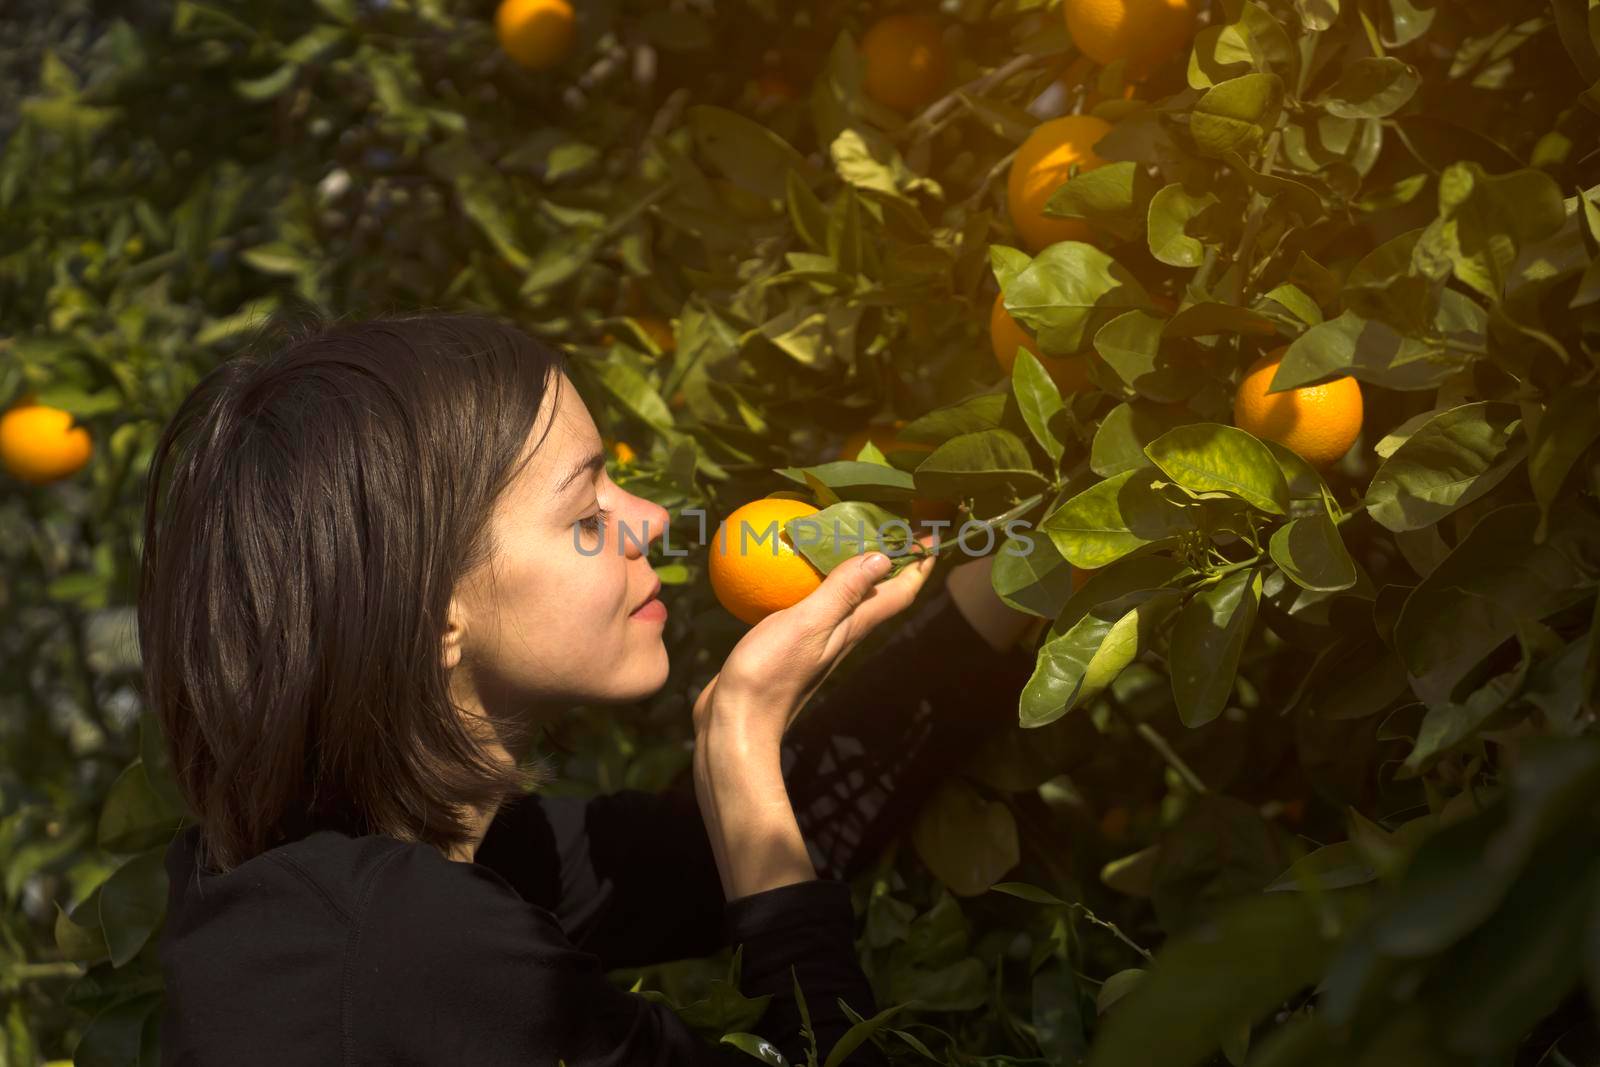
[860,14,951,114]
[1233,347,1364,469]
[1007,115,1113,252]
[709,498,826,625]
[611,441,638,466]
[495,0,576,71]
[1064,0,1199,80]
[752,72,797,108]
[837,419,936,462]
[990,292,1095,394]
[635,315,675,353]
[1,401,92,485]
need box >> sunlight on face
[446,371,671,722]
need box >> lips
[631,578,662,615]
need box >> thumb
[807,551,895,626]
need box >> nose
[622,493,670,558]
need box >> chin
[609,642,671,702]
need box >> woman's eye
[578,507,609,535]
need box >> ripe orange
[751,72,797,108]
[1007,115,1113,252]
[0,401,92,485]
[989,292,1094,394]
[1233,347,1364,469]
[635,315,675,353]
[1064,0,1199,80]
[860,13,951,114]
[709,498,826,625]
[837,419,936,462]
[495,0,576,71]
[611,441,638,466]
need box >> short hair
[138,309,567,872]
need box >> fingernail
[864,552,892,576]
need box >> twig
[1069,902,1154,962]
[901,52,1049,145]
[1134,721,1208,795]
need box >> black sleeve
[348,842,885,1066]
[780,579,1038,882]
[474,785,727,969]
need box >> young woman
[142,312,1038,1065]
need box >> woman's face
[443,371,671,725]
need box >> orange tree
[2,0,1599,1063]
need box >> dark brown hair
[138,309,567,872]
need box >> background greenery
[2,0,1599,1063]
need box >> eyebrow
[552,449,607,497]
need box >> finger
[799,550,896,631]
[837,549,936,633]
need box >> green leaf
[1190,74,1285,157]
[1091,401,1197,478]
[776,460,916,502]
[1295,0,1340,31]
[1268,512,1357,591]
[1145,423,1290,515]
[1365,402,1524,532]
[1264,841,1375,892]
[911,779,1021,897]
[1318,57,1420,118]
[1045,160,1153,241]
[688,105,814,200]
[992,532,1077,618]
[1170,568,1262,727]
[1088,892,1367,1067]
[1275,299,1484,391]
[1011,350,1067,464]
[990,881,1069,907]
[787,501,913,576]
[720,1033,791,1066]
[1147,183,1219,267]
[1097,968,1147,1014]
[1040,468,1193,568]
[232,63,297,100]
[238,242,311,276]
[1022,589,1182,726]
[1005,242,1149,356]
[829,127,941,202]
[1162,301,1279,338]
[98,851,168,967]
[1393,503,1600,706]
[822,1004,907,1067]
[913,429,1046,500]
[98,761,182,854]
[1416,163,1570,301]
[1094,311,1208,404]
[55,900,109,964]
[1528,386,1600,540]
[592,360,675,434]
[1258,283,1323,327]
[74,994,161,1067]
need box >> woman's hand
[690,540,936,900]
[691,540,937,748]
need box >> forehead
[513,372,598,490]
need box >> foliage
[3,0,1600,1063]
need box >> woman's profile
[140,310,1038,1065]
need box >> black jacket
[159,582,1037,1065]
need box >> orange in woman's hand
[709,499,826,625]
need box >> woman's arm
[474,553,1041,964]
